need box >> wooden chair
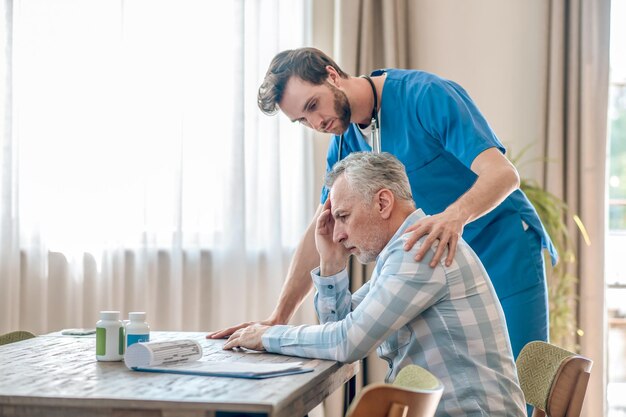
[516,341,593,417]
[0,330,36,346]
[345,365,443,417]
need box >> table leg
[342,375,357,415]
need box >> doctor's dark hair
[325,152,414,204]
[258,48,349,116]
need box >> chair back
[346,365,443,417]
[0,330,36,346]
[516,341,592,417]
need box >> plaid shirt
[263,210,526,416]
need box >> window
[12,0,312,252]
[607,1,626,416]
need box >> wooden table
[0,331,358,417]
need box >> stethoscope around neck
[337,74,381,160]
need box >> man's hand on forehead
[317,198,335,237]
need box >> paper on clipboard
[124,340,313,379]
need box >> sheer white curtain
[0,0,315,335]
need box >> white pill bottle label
[96,311,125,361]
[126,311,150,348]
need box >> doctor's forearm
[268,205,322,324]
[450,148,520,224]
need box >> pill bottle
[126,312,150,348]
[96,311,125,361]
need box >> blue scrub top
[321,69,557,299]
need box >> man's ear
[326,65,341,87]
[376,189,394,220]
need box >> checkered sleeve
[311,267,352,323]
[262,240,448,363]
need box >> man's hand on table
[222,324,270,351]
[206,319,276,340]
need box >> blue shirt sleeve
[416,78,505,168]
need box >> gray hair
[325,152,414,204]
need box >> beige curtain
[334,0,410,74]
[541,0,610,415]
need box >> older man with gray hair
[224,152,526,416]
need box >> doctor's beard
[330,83,351,134]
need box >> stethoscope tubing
[338,74,381,161]
[337,121,381,161]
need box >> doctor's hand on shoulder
[403,204,467,268]
[403,148,519,267]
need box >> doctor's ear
[326,66,341,86]
[375,189,394,219]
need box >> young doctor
[208,47,557,360]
